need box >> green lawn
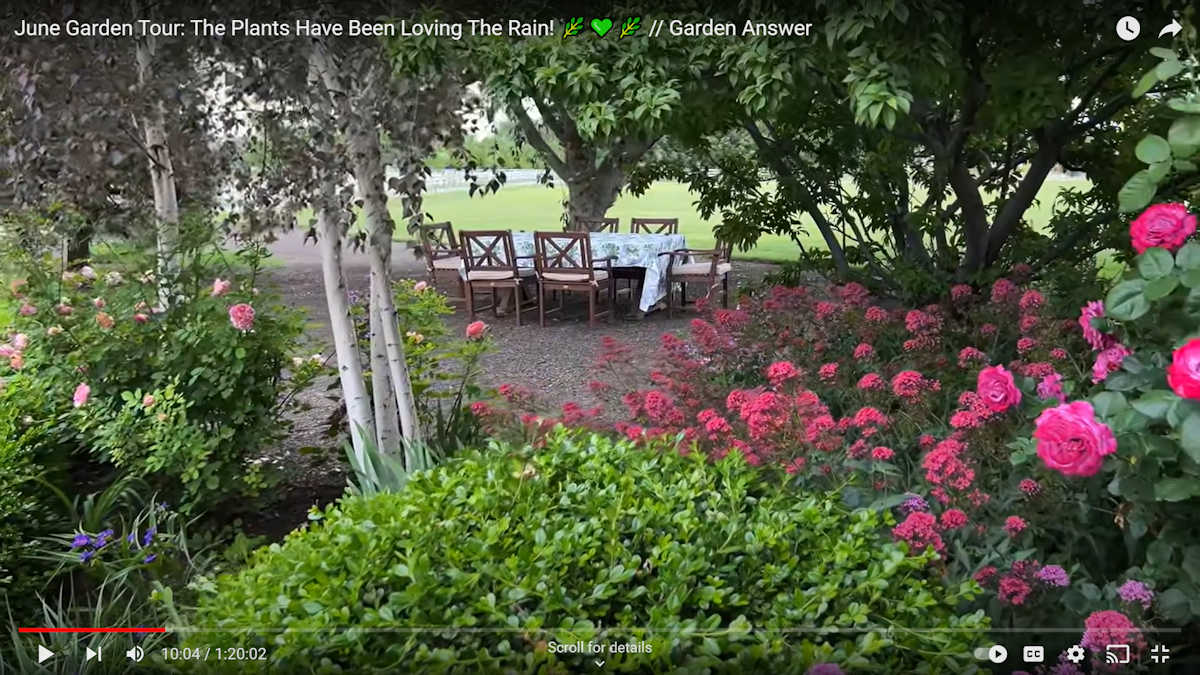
[292,179,1091,263]
[408,180,1091,262]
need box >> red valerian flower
[1003,516,1027,536]
[891,511,944,554]
[939,508,968,530]
[1129,202,1197,254]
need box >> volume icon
[126,645,145,662]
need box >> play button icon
[988,644,1008,663]
[37,644,54,663]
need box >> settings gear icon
[1066,645,1087,663]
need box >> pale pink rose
[142,394,155,408]
[229,303,256,332]
[79,266,97,280]
[9,353,23,370]
[0,345,13,358]
[133,313,149,324]
[413,281,429,292]
[56,304,73,316]
[18,303,37,317]
[1033,401,1116,477]
[211,278,232,297]
[95,312,114,330]
[46,325,63,336]
[11,333,28,351]
[465,320,488,340]
[92,297,106,309]
[72,383,90,408]
[976,365,1022,412]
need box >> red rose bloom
[1167,338,1200,400]
[1130,202,1197,254]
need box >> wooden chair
[534,231,616,327]
[658,242,734,318]
[417,222,465,303]
[630,217,679,235]
[572,216,619,233]
[460,230,539,326]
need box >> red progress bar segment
[18,627,166,633]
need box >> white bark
[313,39,421,451]
[369,272,404,453]
[134,34,179,307]
[316,192,375,462]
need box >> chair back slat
[461,230,518,274]
[573,217,618,233]
[630,217,679,235]
[536,232,594,277]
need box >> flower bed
[477,203,1200,667]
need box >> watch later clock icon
[1116,16,1141,41]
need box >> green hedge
[191,431,986,672]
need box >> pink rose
[413,281,429,292]
[92,297,106,309]
[1033,401,1116,477]
[976,365,1022,412]
[1036,373,1066,403]
[1078,300,1113,351]
[211,278,232,297]
[79,266,97,280]
[0,345,13,358]
[133,313,149,324]
[1129,203,1197,254]
[11,333,28,351]
[1092,343,1132,384]
[142,394,156,408]
[9,353,23,370]
[229,303,255,332]
[95,312,115,330]
[56,304,73,316]
[1167,338,1200,400]
[465,320,488,340]
[18,303,37,317]
[73,383,91,408]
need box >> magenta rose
[1167,338,1200,400]
[977,365,1022,412]
[1129,203,1197,254]
[1033,401,1116,477]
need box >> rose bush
[1,240,307,512]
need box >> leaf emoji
[563,17,583,38]
[619,17,642,39]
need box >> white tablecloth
[462,232,688,313]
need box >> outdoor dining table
[461,231,689,315]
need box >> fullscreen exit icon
[1151,643,1171,664]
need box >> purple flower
[127,531,137,545]
[1036,564,1070,587]
[899,494,929,515]
[79,550,94,563]
[71,533,91,549]
[806,665,844,675]
[143,554,157,564]
[142,527,156,547]
[1117,580,1155,609]
[95,528,114,549]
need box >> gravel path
[244,229,777,538]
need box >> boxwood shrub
[191,431,987,672]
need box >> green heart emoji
[590,18,613,37]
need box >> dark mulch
[248,230,779,538]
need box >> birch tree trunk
[134,34,180,307]
[316,191,375,462]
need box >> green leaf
[1135,134,1172,164]
[1154,477,1199,502]
[1144,275,1179,300]
[1131,391,1176,420]
[1132,69,1159,98]
[1149,47,1180,59]
[1178,242,1200,270]
[1146,160,1171,182]
[1158,587,1190,622]
[1118,169,1156,213]
[1185,286,1200,320]
[1104,279,1150,321]
[1138,247,1175,279]
[1168,117,1200,154]
[1182,269,1200,289]
[1155,59,1184,81]
[1181,412,1200,463]
[1091,391,1128,417]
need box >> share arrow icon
[1160,19,1182,38]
